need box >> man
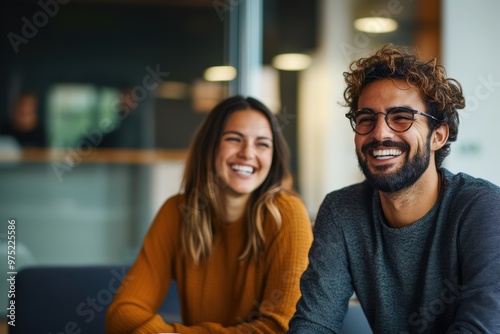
[288,44,500,333]
[0,91,46,147]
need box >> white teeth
[372,149,402,159]
[231,164,254,175]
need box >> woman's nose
[237,142,255,160]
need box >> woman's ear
[431,123,449,151]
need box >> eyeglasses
[345,107,443,135]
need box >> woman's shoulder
[154,193,186,221]
[274,191,311,226]
[274,191,307,211]
[141,194,186,245]
[160,193,186,207]
[268,191,313,243]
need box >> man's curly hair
[343,44,465,168]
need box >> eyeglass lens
[352,108,415,134]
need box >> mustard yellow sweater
[106,192,313,333]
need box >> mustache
[361,140,410,154]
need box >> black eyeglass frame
[345,106,444,135]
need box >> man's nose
[370,114,394,141]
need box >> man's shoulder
[443,168,500,195]
[442,169,500,217]
[325,180,373,201]
[319,180,374,214]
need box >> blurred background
[0,0,499,322]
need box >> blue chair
[339,302,372,334]
[9,265,181,334]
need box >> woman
[106,95,313,333]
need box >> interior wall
[298,0,361,219]
[298,0,417,218]
[442,0,500,186]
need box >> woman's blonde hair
[180,95,293,264]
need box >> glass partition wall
[0,2,253,321]
[0,0,322,273]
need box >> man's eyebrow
[357,105,414,112]
[387,105,414,110]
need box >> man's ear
[431,123,449,151]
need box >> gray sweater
[289,169,500,333]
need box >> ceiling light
[272,53,312,71]
[156,81,190,100]
[354,17,398,33]
[203,66,237,82]
[191,79,227,113]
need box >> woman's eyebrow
[221,131,272,141]
[221,130,243,136]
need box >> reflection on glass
[47,84,120,148]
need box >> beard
[357,136,432,193]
